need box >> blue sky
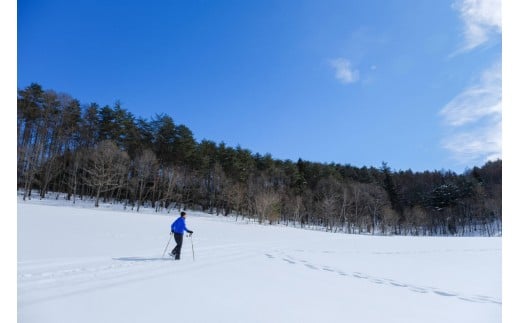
[17,0,502,174]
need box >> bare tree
[83,140,129,207]
[403,206,429,235]
[320,195,339,231]
[224,182,246,220]
[381,206,400,234]
[207,162,228,215]
[365,184,389,234]
[65,149,86,203]
[286,194,305,227]
[344,182,367,234]
[255,190,281,224]
[133,149,158,211]
[156,165,182,212]
[315,176,342,231]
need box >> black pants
[171,233,183,260]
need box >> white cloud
[440,62,502,167]
[453,0,502,52]
[441,118,502,165]
[440,63,501,126]
[329,58,359,84]
[439,1,502,168]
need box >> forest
[17,83,502,236]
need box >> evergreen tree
[151,114,176,165]
[16,83,502,236]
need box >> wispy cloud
[438,0,502,169]
[329,58,359,84]
[440,64,501,126]
[440,62,502,167]
[453,0,501,52]
[441,121,501,165]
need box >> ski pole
[162,233,173,258]
[190,235,195,261]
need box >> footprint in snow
[389,281,407,288]
[433,290,458,297]
[353,272,368,279]
[474,295,501,304]
[408,286,428,294]
[460,296,501,304]
[458,296,477,302]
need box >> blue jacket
[171,216,190,234]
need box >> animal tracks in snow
[264,251,501,306]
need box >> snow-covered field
[17,198,501,323]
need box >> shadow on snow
[113,256,173,262]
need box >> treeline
[17,83,502,236]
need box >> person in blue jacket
[169,211,194,260]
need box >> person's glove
[187,230,193,236]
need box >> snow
[17,198,501,323]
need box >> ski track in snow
[19,244,501,310]
[264,249,501,306]
[17,202,502,323]
[18,242,262,307]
